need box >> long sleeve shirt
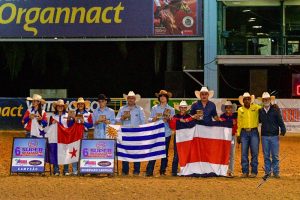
[237,104,261,136]
[50,112,70,128]
[220,112,238,135]
[92,107,116,138]
[259,106,286,136]
[69,110,93,131]
[22,108,48,132]
[190,100,218,124]
[116,105,145,127]
[148,104,175,137]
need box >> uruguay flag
[109,121,166,162]
[45,123,84,165]
[176,121,232,176]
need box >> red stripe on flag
[57,123,84,144]
[177,137,231,167]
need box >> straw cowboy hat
[174,100,191,111]
[26,94,46,104]
[221,100,237,113]
[72,97,91,109]
[123,91,141,102]
[238,92,255,105]
[195,87,214,100]
[52,99,68,109]
[155,90,172,98]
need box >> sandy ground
[1,131,300,200]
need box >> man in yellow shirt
[237,92,261,178]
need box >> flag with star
[45,123,84,165]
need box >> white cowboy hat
[174,100,191,111]
[221,100,237,113]
[257,92,276,104]
[52,99,68,109]
[123,91,141,102]
[72,97,91,109]
[238,92,255,105]
[26,94,46,104]
[195,87,214,100]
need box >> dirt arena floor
[1,131,300,200]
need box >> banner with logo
[11,138,47,173]
[0,0,202,38]
[79,139,115,174]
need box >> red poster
[154,0,198,36]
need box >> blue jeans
[146,136,171,175]
[72,162,78,173]
[228,135,236,174]
[53,164,69,175]
[172,135,179,175]
[83,131,88,139]
[262,136,279,175]
[122,162,140,175]
[240,129,259,174]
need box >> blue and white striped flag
[108,121,166,162]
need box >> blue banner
[79,139,115,174]
[11,138,47,173]
[0,0,202,37]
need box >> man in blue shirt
[190,86,220,123]
[92,94,116,139]
[146,90,175,176]
[116,91,146,176]
[259,92,286,179]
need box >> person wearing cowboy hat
[70,97,93,140]
[169,100,193,176]
[190,86,220,123]
[220,101,238,177]
[92,94,116,139]
[146,90,175,177]
[116,91,146,176]
[49,99,72,176]
[237,92,261,178]
[259,92,286,179]
[22,94,48,138]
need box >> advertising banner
[11,138,47,173]
[0,0,202,38]
[79,139,115,174]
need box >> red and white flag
[45,123,84,165]
[176,121,232,176]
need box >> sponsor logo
[182,16,194,28]
[28,140,38,148]
[15,159,27,165]
[96,142,106,149]
[98,161,111,167]
[29,160,42,166]
[84,160,96,166]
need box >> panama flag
[108,121,166,162]
[176,121,232,176]
[45,123,84,165]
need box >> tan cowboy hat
[155,90,172,98]
[238,92,255,105]
[72,97,91,109]
[174,100,191,111]
[26,94,46,105]
[52,99,68,109]
[123,91,141,102]
[195,87,214,100]
[221,101,237,113]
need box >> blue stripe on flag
[117,141,165,150]
[122,132,165,141]
[121,123,164,133]
[117,150,166,159]
[47,143,58,164]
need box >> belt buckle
[245,128,251,132]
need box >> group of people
[22,86,286,178]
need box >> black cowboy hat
[97,94,111,102]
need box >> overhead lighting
[248,19,255,22]
[250,18,256,20]
[252,26,262,29]
[242,9,251,13]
